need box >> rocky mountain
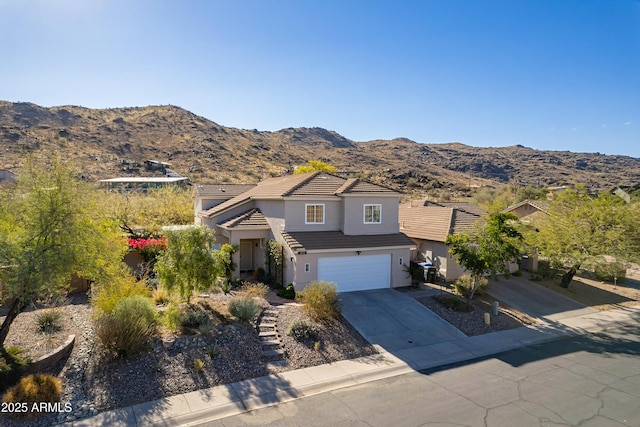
[1,101,638,195]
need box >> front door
[239,240,253,271]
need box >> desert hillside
[1,101,638,194]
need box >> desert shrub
[228,296,261,322]
[437,295,464,310]
[0,347,28,393]
[594,261,627,283]
[95,295,156,357]
[453,275,489,299]
[181,305,211,329]
[36,308,62,334]
[192,358,205,371]
[152,286,171,305]
[3,374,62,418]
[92,266,151,314]
[287,318,319,342]
[239,282,269,299]
[296,281,341,320]
[217,277,232,294]
[277,283,296,300]
[160,303,183,332]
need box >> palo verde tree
[0,158,127,347]
[525,185,640,287]
[154,226,220,302]
[445,212,523,308]
[294,160,337,174]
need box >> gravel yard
[0,290,376,426]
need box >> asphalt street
[199,321,640,427]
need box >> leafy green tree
[294,160,337,174]
[154,226,219,302]
[213,244,238,280]
[525,186,640,287]
[446,212,523,308]
[0,159,126,346]
[105,186,193,237]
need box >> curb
[69,305,640,427]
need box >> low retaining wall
[28,334,75,373]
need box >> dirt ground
[533,269,640,311]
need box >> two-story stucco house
[195,172,414,292]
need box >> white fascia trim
[304,245,415,254]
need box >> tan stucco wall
[413,239,466,282]
[283,199,342,232]
[342,196,400,235]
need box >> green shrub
[160,302,183,331]
[228,296,261,322]
[37,308,62,334]
[95,295,156,357]
[181,305,211,329]
[296,281,341,320]
[0,347,28,393]
[192,358,205,372]
[595,261,627,283]
[287,318,319,342]
[277,283,296,300]
[218,277,232,294]
[453,275,488,299]
[239,282,269,299]
[92,265,151,314]
[3,374,62,418]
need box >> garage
[317,254,391,292]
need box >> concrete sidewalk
[69,305,640,427]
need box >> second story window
[364,204,382,224]
[305,204,325,224]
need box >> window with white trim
[363,204,382,224]
[305,204,325,224]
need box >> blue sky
[1,0,638,158]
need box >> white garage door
[318,254,391,292]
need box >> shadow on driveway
[486,275,597,320]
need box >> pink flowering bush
[128,237,168,262]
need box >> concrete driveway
[487,275,596,320]
[340,289,464,353]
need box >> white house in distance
[195,172,414,292]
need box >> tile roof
[423,200,486,216]
[281,231,415,252]
[218,208,270,229]
[202,172,399,218]
[194,184,256,197]
[399,202,482,242]
[502,199,551,215]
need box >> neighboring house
[193,184,256,223]
[502,199,551,272]
[502,199,550,220]
[100,176,189,191]
[196,172,414,292]
[399,200,484,281]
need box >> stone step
[258,331,278,338]
[260,339,281,347]
[259,322,276,329]
[262,348,285,357]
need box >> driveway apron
[340,289,464,353]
